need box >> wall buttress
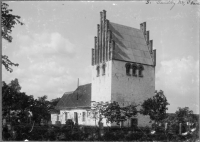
[146,31,149,45]
[100,12,103,63]
[92,48,95,65]
[97,24,100,64]
[94,36,97,65]
[105,20,109,61]
[153,49,156,66]
[149,40,153,53]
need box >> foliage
[141,90,169,123]
[2,79,52,124]
[175,107,198,124]
[102,101,122,125]
[159,107,199,141]
[2,55,19,73]
[103,101,138,125]
[1,2,24,42]
[49,97,61,110]
[1,2,24,72]
[30,95,51,123]
[65,119,74,129]
[91,101,138,126]
[3,79,31,123]
[2,79,28,121]
[163,107,198,128]
[9,78,21,92]
[90,101,109,126]
[2,122,199,141]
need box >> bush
[3,122,199,141]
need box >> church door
[74,112,78,124]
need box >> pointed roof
[109,22,153,65]
[55,83,91,110]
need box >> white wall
[91,61,112,103]
[111,60,155,127]
[56,109,111,127]
[91,59,155,127]
[51,114,59,124]
[59,109,96,126]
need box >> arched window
[132,63,137,76]
[96,66,100,77]
[138,64,144,77]
[125,62,131,76]
[102,63,106,75]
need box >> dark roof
[55,84,91,110]
[109,22,153,65]
[49,109,60,114]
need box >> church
[50,10,156,127]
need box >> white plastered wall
[111,60,155,127]
[91,60,112,103]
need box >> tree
[2,79,35,123]
[175,107,198,124]
[49,97,61,110]
[1,2,24,72]
[91,101,138,127]
[90,101,108,127]
[141,90,169,123]
[9,78,21,92]
[162,107,199,141]
[103,101,138,125]
[14,93,34,123]
[2,79,53,124]
[31,95,51,123]
[2,79,21,119]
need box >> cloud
[156,56,199,113]
[2,32,90,100]
[16,60,76,100]
[17,32,76,60]
[29,58,68,77]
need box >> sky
[2,1,199,113]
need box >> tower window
[102,63,106,75]
[125,62,131,76]
[138,64,144,77]
[96,66,100,77]
[132,63,137,76]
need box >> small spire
[77,78,79,88]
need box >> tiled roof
[55,84,91,110]
[109,22,153,65]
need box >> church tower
[91,10,156,126]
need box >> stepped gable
[92,10,155,66]
[55,83,91,110]
[109,22,154,65]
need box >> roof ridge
[64,91,73,94]
[78,83,91,87]
[110,22,140,31]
